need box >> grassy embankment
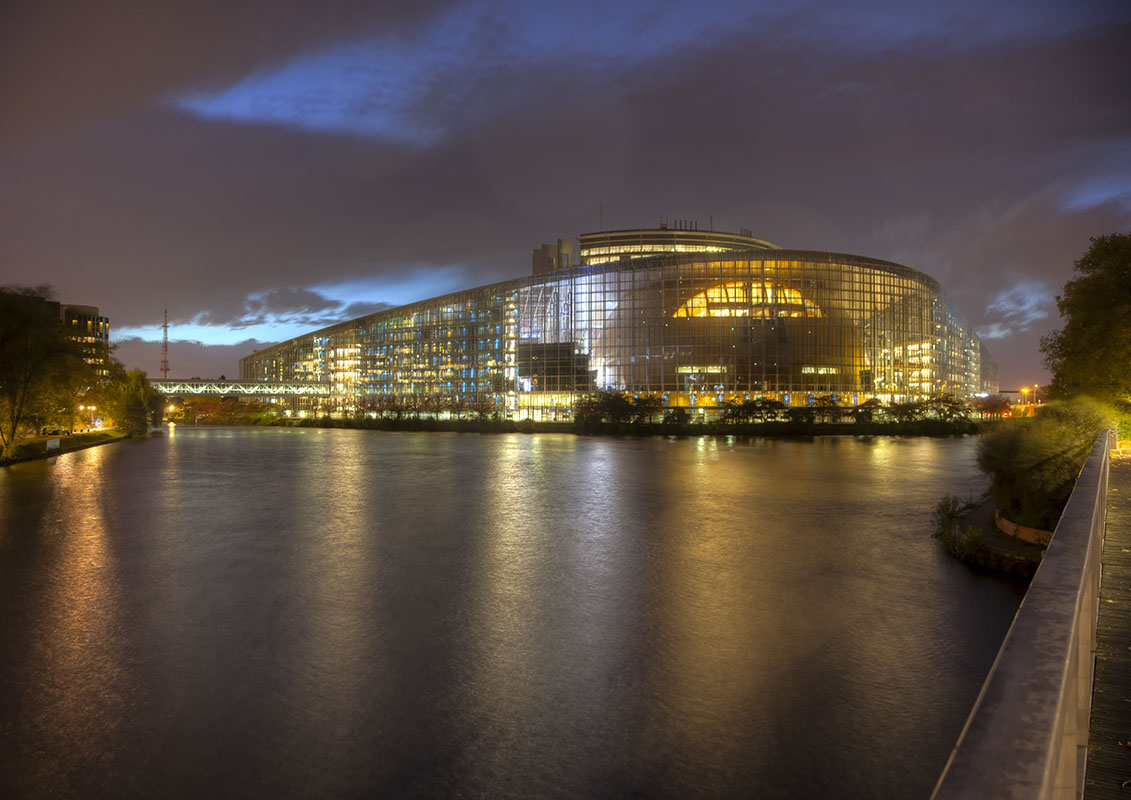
[933,398,1120,579]
[0,430,128,465]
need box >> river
[0,427,1023,798]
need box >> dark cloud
[1,1,1129,388]
[188,287,396,331]
[195,287,339,327]
[113,337,275,380]
[342,301,395,318]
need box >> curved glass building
[240,227,997,418]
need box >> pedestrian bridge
[151,379,330,396]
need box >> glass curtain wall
[240,250,993,419]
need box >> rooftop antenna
[160,302,170,379]
[599,203,603,230]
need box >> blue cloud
[169,0,1123,141]
[113,269,470,347]
[313,266,473,308]
[175,39,448,145]
[984,279,1052,332]
[114,321,316,347]
[975,322,1012,340]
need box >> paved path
[1085,456,1131,798]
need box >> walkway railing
[932,430,1112,800]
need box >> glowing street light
[78,404,97,428]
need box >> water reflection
[2,447,133,794]
[0,429,1024,799]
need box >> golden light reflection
[460,435,560,773]
[284,431,380,738]
[25,447,129,756]
[642,440,820,792]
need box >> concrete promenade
[1085,455,1131,797]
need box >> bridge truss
[151,380,331,396]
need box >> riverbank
[0,430,129,467]
[952,497,1045,580]
[257,415,981,438]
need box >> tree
[813,394,841,423]
[1041,234,1131,407]
[449,396,469,420]
[33,349,97,432]
[469,396,496,421]
[785,406,816,425]
[573,391,634,424]
[975,395,1009,420]
[0,287,76,457]
[720,399,749,424]
[851,398,883,424]
[751,398,785,423]
[112,369,158,436]
[662,406,690,426]
[631,395,664,423]
[887,400,926,424]
[924,395,971,423]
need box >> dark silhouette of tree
[662,406,690,426]
[813,394,840,423]
[0,287,77,456]
[1041,233,1131,408]
[924,395,971,423]
[975,395,1009,420]
[449,396,469,420]
[851,398,883,424]
[631,395,664,423]
[887,400,925,424]
[721,399,749,424]
[470,396,496,420]
[751,398,785,423]
[402,394,427,418]
[786,406,815,425]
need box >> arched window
[673,281,822,318]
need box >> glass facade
[240,241,997,419]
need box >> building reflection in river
[0,429,1025,799]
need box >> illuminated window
[673,281,822,318]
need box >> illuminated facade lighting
[240,228,998,419]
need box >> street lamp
[78,404,97,429]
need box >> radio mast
[160,303,170,379]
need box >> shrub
[977,398,1114,530]
[932,494,983,559]
[662,407,690,426]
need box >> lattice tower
[160,304,169,379]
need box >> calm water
[0,427,1023,799]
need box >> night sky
[2,0,1128,388]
